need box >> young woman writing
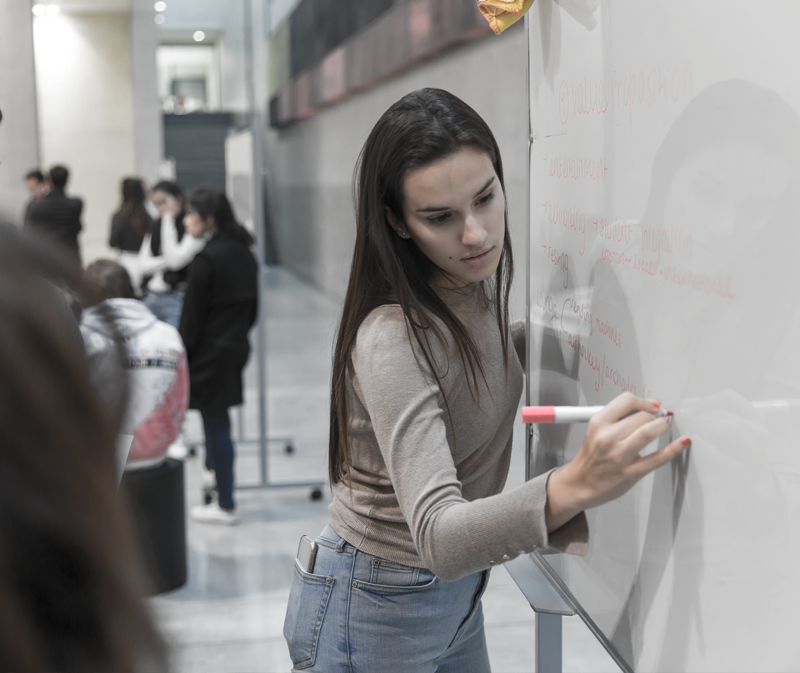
[283,88,690,672]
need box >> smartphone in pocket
[296,535,318,574]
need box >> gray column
[0,0,39,222]
[130,0,163,184]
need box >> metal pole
[536,613,563,673]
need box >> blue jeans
[201,409,235,509]
[283,525,491,672]
[143,289,184,329]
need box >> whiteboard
[526,2,800,671]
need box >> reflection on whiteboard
[528,2,800,671]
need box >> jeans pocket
[356,563,438,595]
[369,558,421,586]
[283,563,335,670]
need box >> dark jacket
[179,232,258,411]
[109,211,151,252]
[26,187,83,267]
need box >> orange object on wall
[478,0,535,34]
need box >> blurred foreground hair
[0,222,166,672]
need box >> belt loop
[335,537,347,553]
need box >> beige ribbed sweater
[328,284,587,581]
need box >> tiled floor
[147,267,621,673]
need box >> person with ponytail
[179,186,258,525]
[282,89,690,672]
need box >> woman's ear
[385,207,410,239]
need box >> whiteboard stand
[234,124,325,500]
[504,553,574,673]
[223,1,326,501]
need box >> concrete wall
[34,12,137,265]
[265,25,529,317]
[130,0,163,184]
[0,0,40,223]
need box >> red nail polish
[652,400,661,409]
[681,437,691,446]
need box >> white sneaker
[166,434,189,460]
[190,502,239,526]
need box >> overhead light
[154,1,167,11]
[193,30,205,42]
[155,14,165,24]
[46,4,60,15]
[32,4,46,15]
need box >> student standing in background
[179,187,258,525]
[109,178,154,289]
[26,165,83,269]
[22,168,48,226]
[140,180,205,329]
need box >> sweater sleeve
[352,309,587,581]
[161,214,205,270]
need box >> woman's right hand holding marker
[544,392,691,532]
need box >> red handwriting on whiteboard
[533,284,638,394]
[596,353,639,394]
[612,62,694,122]
[547,154,608,181]
[595,316,622,349]
[536,291,559,327]
[561,296,593,337]
[565,330,602,377]
[595,219,634,246]
[632,254,659,276]
[639,226,693,263]
[558,78,608,125]
[563,333,635,394]
[559,62,693,125]
[658,266,735,299]
[543,202,586,255]
[601,248,632,267]
[542,244,570,288]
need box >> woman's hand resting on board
[545,392,690,532]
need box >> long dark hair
[119,178,150,237]
[0,223,165,672]
[151,179,185,204]
[189,186,255,247]
[329,88,514,485]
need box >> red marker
[522,405,671,424]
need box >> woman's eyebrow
[415,176,496,213]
